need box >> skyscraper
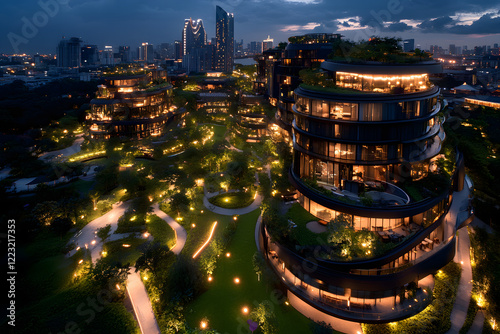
[101,46,114,66]
[215,5,234,73]
[118,46,131,63]
[403,39,414,52]
[263,36,274,51]
[57,37,82,68]
[81,44,98,67]
[449,44,456,55]
[182,18,207,58]
[139,42,154,63]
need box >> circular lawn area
[208,191,255,209]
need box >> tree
[252,251,265,281]
[169,192,190,216]
[32,201,60,226]
[89,190,100,211]
[52,216,73,237]
[199,239,224,275]
[166,255,204,303]
[250,301,278,334]
[327,214,354,249]
[90,258,129,291]
[94,163,118,194]
[97,224,112,243]
[135,242,172,275]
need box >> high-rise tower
[57,37,82,68]
[215,5,234,73]
[182,18,207,58]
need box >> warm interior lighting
[336,71,428,81]
[192,221,218,259]
[122,244,131,248]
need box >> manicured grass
[208,191,255,209]
[8,230,139,334]
[103,236,148,266]
[180,208,234,258]
[185,209,317,334]
[286,203,329,245]
[19,231,77,303]
[147,214,177,250]
[13,279,139,334]
[211,124,227,144]
[115,211,146,234]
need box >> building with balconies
[259,59,474,323]
[87,68,179,139]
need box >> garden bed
[208,191,255,209]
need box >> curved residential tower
[259,59,474,323]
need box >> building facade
[259,59,474,323]
[81,44,99,67]
[215,5,234,73]
[182,18,207,58]
[87,69,178,139]
[57,37,82,68]
[263,36,274,52]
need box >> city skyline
[1,0,500,54]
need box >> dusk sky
[1,0,500,54]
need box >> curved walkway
[152,203,187,255]
[445,227,473,334]
[68,201,131,262]
[68,201,161,334]
[39,135,84,162]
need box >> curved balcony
[294,84,440,104]
[260,221,455,323]
[289,168,449,219]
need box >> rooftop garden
[102,65,148,77]
[329,37,432,64]
[268,202,406,262]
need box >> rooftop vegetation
[102,65,147,77]
[329,37,432,64]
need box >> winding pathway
[39,135,84,162]
[152,203,187,255]
[68,201,177,334]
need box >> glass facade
[88,72,173,139]
[294,94,438,121]
[335,72,431,93]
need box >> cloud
[385,22,412,32]
[448,12,500,34]
[280,22,321,32]
[417,16,454,33]
[1,0,500,53]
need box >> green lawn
[147,214,177,249]
[103,236,148,266]
[185,209,318,334]
[181,208,234,258]
[286,203,329,245]
[211,124,227,143]
[6,230,139,334]
[208,191,255,209]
